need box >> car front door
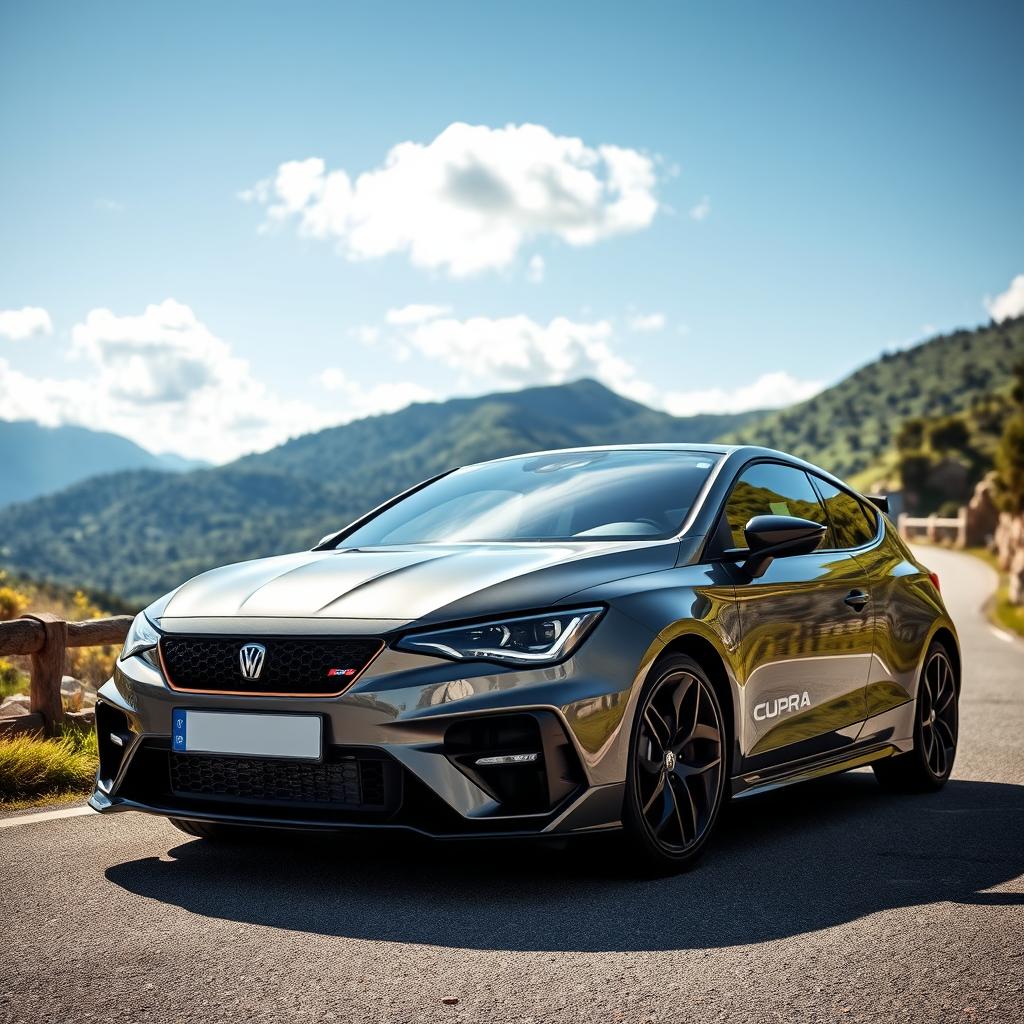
[718,461,874,772]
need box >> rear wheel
[873,641,958,792]
[622,654,728,873]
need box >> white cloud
[663,371,823,416]
[396,312,654,404]
[385,303,451,326]
[527,254,545,284]
[985,273,1024,323]
[689,195,711,222]
[318,368,433,416]
[0,306,53,341]
[627,311,666,333]
[0,300,332,462]
[241,122,660,277]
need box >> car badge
[239,642,267,680]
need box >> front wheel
[622,654,729,874]
[873,641,958,792]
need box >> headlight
[119,611,161,663]
[396,608,604,666]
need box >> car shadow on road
[105,773,1024,952]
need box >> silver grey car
[91,445,960,871]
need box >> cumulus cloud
[527,254,545,284]
[0,306,53,341]
[241,122,660,277]
[385,303,451,326]
[663,371,823,416]
[389,311,654,404]
[985,274,1024,323]
[689,195,711,221]
[318,368,433,416]
[627,311,666,333]
[0,300,334,462]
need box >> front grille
[160,636,383,695]
[169,752,392,811]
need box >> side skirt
[730,741,901,800]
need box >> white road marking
[0,805,94,830]
[990,626,1016,644]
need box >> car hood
[157,541,679,628]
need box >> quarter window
[814,478,877,549]
[721,463,827,549]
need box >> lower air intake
[169,752,393,811]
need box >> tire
[622,653,729,874]
[873,641,958,792]
[168,817,255,841]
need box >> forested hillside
[0,380,758,604]
[725,317,1024,478]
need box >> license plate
[171,710,322,760]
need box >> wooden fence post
[24,612,68,736]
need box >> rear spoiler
[865,494,890,515]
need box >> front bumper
[90,607,656,837]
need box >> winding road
[2,547,1022,1023]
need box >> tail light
[928,571,941,593]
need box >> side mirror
[740,514,826,579]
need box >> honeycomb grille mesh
[160,636,382,695]
[169,754,389,809]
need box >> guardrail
[897,511,967,548]
[0,613,132,735]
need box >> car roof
[466,443,860,493]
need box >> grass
[0,659,29,700]
[0,726,98,807]
[964,546,1024,639]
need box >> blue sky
[1,0,1022,461]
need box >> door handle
[844,589,869,611]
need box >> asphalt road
[2,547,1022,1024]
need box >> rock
[60,676,84,697]
[65,709,95,728]
[964,473,1000,548]
[1,693,31,710]
[1009,548,1024,606]
[0,702,30,718]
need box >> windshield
[340,450,720,545]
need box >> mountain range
[0,420,207,507]
[0,381,758,605]
[0,314,1020,606]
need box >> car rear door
[719,461,874,771]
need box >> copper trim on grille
[159,637,385,698]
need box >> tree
[898,452,932,494]
[895,418,926,452]
[995,363,1024,513]
[927,416,970,455]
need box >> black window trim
[700,456,882,562]
[807,472,882,554]
[702,457,828,561]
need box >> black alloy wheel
[624,654,728,871]
[874,641,958,792]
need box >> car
[90,444,960,871]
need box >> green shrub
[0,727,98,803]
[0,658,28,700]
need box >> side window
[722,463,827,549]
[814,477,877,549]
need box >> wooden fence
[897,510,967,548]
[0,613,132,736]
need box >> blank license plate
[172,710,322,760]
